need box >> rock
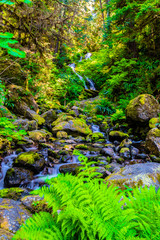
[48,149,60,159]
[126,94,160,122]
[0,106,15,118]
[59,163,80,174]
[0,188,25,200]
[13,119,38,131]
[91,132,104,142]
[4,167,33,187]
[0,228,13,239]
[119,148,130,160]
[13,151,45,173]
[149,118,159,128]
[101,148,119,161]
[28,129,52,142]
[56,131,68,139]
[0,198,31,233]
[41,109,57,125]
[109,131,129,141]
[52,118,92,137]
[63,145,74,151]
[75,144,88,150]
[21,195,50,213]
[106,162,160,189]
[131,147,139,157]
[145,128,160,156]
[120,138,132,148]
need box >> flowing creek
[69,53,96,90]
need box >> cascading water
[69,53,96,90]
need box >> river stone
[59,163,80,174]
[106,162,160,190]
[41,109,57,124]
[126,94,160,123]
[145,128,160,156]
[14,151,45,173]
[13,119,38,131]
[119,148,130,159]
[0,138,10,151]
[0,198,31,233]
[4,167,33,187]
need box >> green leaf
[0,32,14,38]
[0,0,14,5]
[7,48,26,58]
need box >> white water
[0,152,18,189]
[69,53,96,90]
[91,124,105,136]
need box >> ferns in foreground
[13,173,160,240]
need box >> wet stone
[0,198,31,233]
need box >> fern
[13,172,160,240]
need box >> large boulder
[106,162,160,190]
[145,128,160,156]
[52,116,92,137]
[28,129,52,142]
[126,94,160,122]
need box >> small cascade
[0,152,18,189]
[85,53,92,59]
[69,53,96,91]
[85,77,96,90]
[91,124,105,136]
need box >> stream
[69,53,96,90]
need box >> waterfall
[69,53,96,90]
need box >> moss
[75,144,88,150]
[91,132,104,141]
[120,147,130,154]
[15,151,40,165]
[32,113,45,125]
[57,131,68,139]
[109,131,129,139]
[148,128,160,137]
[149,118,159,128]
[0,187,24,200]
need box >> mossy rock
[28,129,52,142]
[109,131,129,141]
[41,109,57,125]
[145,128,160,156]
[14,151,45,173]
[52,118,92,136]
[90,132,104,142]
[0,187,25,200]
[105,162,160,190]
[126,94,160,123]
[56,131,68,139]
[75,144,88,150]
[51,113,74,127]
[149,118,160,129]
[21,195,52,213]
